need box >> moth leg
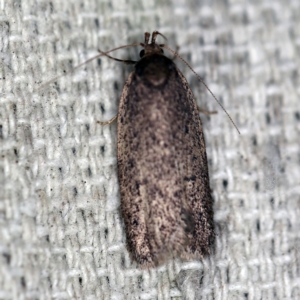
[98,49,137,65]
[197,106,217,115]
[97,114,117,125]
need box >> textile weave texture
[1,0,300,299]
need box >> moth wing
[117,72,156,268]
[118,61,214,268]
[175,68,215,259]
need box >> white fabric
[1,0,300,299]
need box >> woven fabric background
[1,0,300,299]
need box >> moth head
[140,31,166,57]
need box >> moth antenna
[162,44,240,135]
[37,42,143,91]
[97,114,118,125]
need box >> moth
[100,31,216,268]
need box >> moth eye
[139,50,145,58]
[160,48,164,54]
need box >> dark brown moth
[38,30,239,269]
[106,31,215,268]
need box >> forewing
[117,59,214,267]
[175,68,215,259]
